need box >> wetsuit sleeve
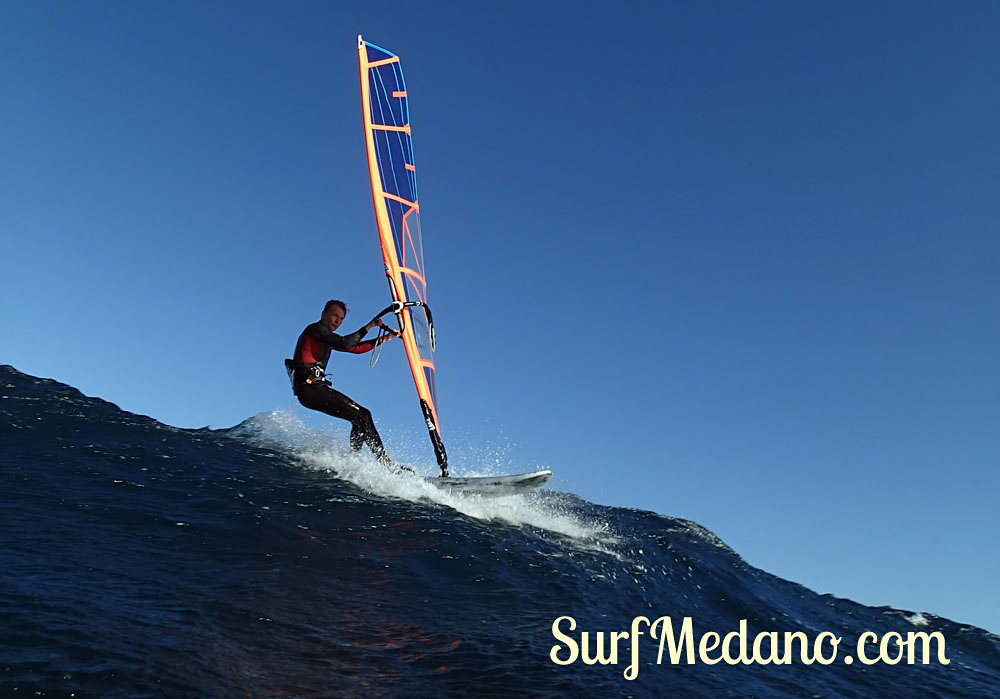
[314,325,370,351]
[344,341,378,354]
[345,329,399,353]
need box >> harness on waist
[284,358,329,390]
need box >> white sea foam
[236,410,617,548]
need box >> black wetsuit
[287,321,388,461]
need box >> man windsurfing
[285,299,398,464]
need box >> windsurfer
[285,299,397,464]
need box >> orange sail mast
[358,35,448,475]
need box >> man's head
[321,299,347,331]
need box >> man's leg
[296,384,389,462]
[347,404,389,462]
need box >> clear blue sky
[2,2,998,633]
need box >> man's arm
[319,317,395,352]
[314,324,368,351]
[343,328,399,354]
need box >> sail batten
[358,35,448,475]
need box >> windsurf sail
[358,35,449,477]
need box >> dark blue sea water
[2,364,998,697]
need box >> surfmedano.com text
[549,616,950,680]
